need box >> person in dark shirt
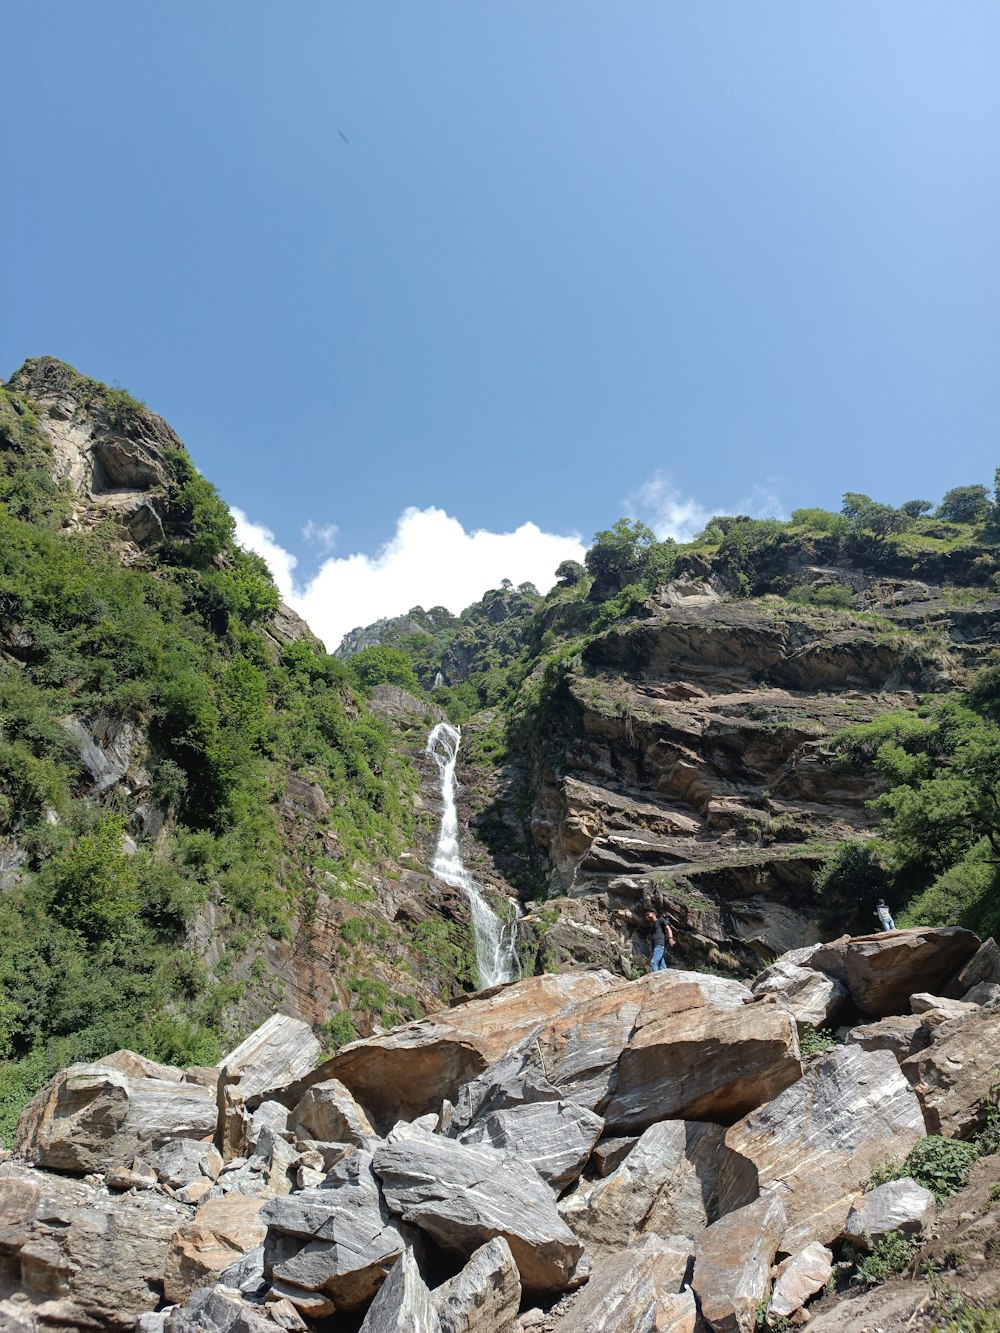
[645,910,675,972]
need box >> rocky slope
[2,926,999,1332]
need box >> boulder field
[2,926,999,1333]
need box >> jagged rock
[294,972,623,1130]
[599,987,801,1132]
[0,1161,187,1329]
[547,1233,696,1332]
[15,1061,217,1173]
[841,1177,936,1248]
[288,1078,374,1147]
[558,1120,751,1251]
[964,981,1000,1007]
[100,1049,187,1081]
[253,1127,299,1195]
[458,1101,604,1191]
[175,1178,214,1205]
[218,1016,322,1159]
[261,1150,404,1312]
[751,959,847,1029]
[767,1243,833,1321]
[808,927,980,1018]
[843,1014,930,1062]
[248,1101,291,1150]
[105,1159,158,1190]
[219,1242,267,1298]
[162,1285,275,1332]
[433,1237,521,1333]
[590,1136,637,1177]
[374,1135,586,1296]
[164,1194,268,1302]
[946,936,1000,996]
[900,1006,1000,1136]
[718,1046,926,1252]
[359,1248,441,1332]
[910,993,979,1017]
[154,1138,223,1189]
[448,1051,563,1135]
[691,1193,787,1333]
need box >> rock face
[901,1007,1000,1136]
[163,1194,268,1302]
[559,1120,747,1250]
[809,927,980,1017]
[373,1135,586,1296]
[718,1045,926,1252]
[261,1151,405,1313]
[432,1237,520,1333]
[549,1233,696,1333]
[0,1161,188,1329]
[219,1016,322,1158]
[358,1249,440,1332]
[691,1193,787,1333]
[15,1063,217,1173]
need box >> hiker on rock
[875,898,896,931]
[645,910,675,971]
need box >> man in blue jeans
[645,910,676,971]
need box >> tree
[841,493,907,539]
[584,519,676,598]
[346,645,419,694]
[900,499,933,518]
[936,484,990,524]
[554,559,585,587]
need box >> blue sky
[4,3,999,646]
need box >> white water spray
[426,722,518,988]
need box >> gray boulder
[262,1150,405,1313]
[841,1177,936,1248]
[458,1100,603,1192]
[719,1045,926,1253]
[218,1015,321,1158]
[433,1237,520,1333]
[809,927,980,1017]
[288,1078,374,1147]
[691,1193,787,1333]
[768,1242,833,1322]
[15,1063,217,1173]
[559,1120,749,1251]
[153,1138,223,1189]
[162,1286,274,1332]
[359,1248,441,1332]
[547,1233,696,1333]
[374,1135,586,1296]
[751,959,847,1029]
[843,1013,930,1062]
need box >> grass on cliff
[0,373,419,1140]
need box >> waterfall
[426,721,518,988]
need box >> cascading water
[426,721,518,989]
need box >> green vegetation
[845,1230,919,1286]
[798,1024,837,1056]
[0,366,418,1138]
[868,1136,980,1204]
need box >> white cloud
[232,508,298,601]
[234,504,586,652]
[302,520,339,554]
[626,471,786,541]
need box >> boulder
[373,1134,586,1296]
[808,927,980,1018]
[718,1045,926,1252]
[591,1136,637,1177]
[559,1120,752,1251]
[15,1062,217,1173]
[219,1241,267,1298]
[751,959,847,1029]
[547,1233,696,1332]
[767,1242,833,1322]
[964,981,1000,1007]
[843,1014,930,1062]
[841,1177,935,1248]
[105,1159,158,1191]
[163,1193,268,1302]
[295,972,623,1130]
[359,1247,441,1332]
[153,1137,223,1189]
[247,1100,291,1150]
[910,993,979,1017]
[0,1161,187,1329]
[946,936,1000,996]
[901,1007,1000,1137]
[261,1150,404,1312]
[162,1285,275,1332]
[599,995,801,1132]
[218,1015,322,1158]
[433,1237,520,1333]
[691,1193,787,1333]
[458,1100,604,1192]
[288,1078,374,1147]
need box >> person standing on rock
[875,898,896,931]
[645,910,675,971]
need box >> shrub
[937,484,990,524]
[869,1136,979,1204]
[846,1230,918,1285]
